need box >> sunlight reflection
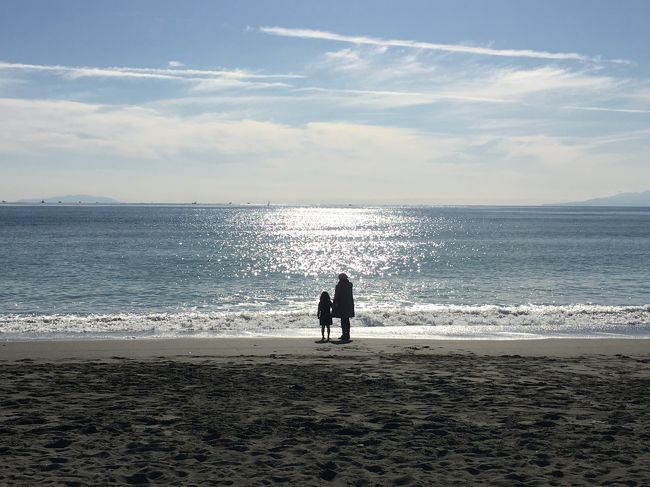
[246,207,442,278]
[183,206,455,310]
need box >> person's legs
[326,324,330,341]
[321,324,325,340]
[341,317,350,340]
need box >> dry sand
[1,338,649,485]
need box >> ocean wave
[1,304,649,340]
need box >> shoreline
[2,336,648,361]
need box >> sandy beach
[1,338,649,485]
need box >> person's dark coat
[332,278,355,318]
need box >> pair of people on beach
[318,273,355,342]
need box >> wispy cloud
[189,78,291,92]
[318,46,437,83]
[455,66,616,100]
[296,87,515,107]
[0,60,303,83]
[261,26,605,62]
[298,56,619,110]
[564,105,650,114]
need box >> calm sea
[1,205,649,340]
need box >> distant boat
[191,201,197,205]
[18,194,119,204]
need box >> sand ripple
[1,352,649,485]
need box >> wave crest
[1,304,649,340]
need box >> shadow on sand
[314,338,353,345]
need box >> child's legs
[321,324,326,337]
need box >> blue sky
[1,0,649,204]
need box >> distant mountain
[18,194,120,204]
[555,190,650,206]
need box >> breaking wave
[2,304,649,340]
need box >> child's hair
[320,291,331,303]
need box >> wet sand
[1,338,649,485]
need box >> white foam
[1,303,649,340]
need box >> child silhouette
[317,291,333,342]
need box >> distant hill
[554,190,650,207]
[18,194,120,204]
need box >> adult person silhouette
[332,273,354,341]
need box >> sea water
[1,205,649,340]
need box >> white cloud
[168,60,185,67]
[0,61,303,87]
[465,66,616,100]
[260,26,604,62]
[2,97,647,204]
[564,105,650,114]
[304,43,623,111]
[0,61,175,80]
[0,98,301,159]
[319,46,436,83]
[290,66,616,110]
[323,48,368,72]
[0,98,416,160]
[295,87,514,108]
[190,78,292,92]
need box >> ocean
[1,205,649,340]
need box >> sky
[1,0,649,205]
